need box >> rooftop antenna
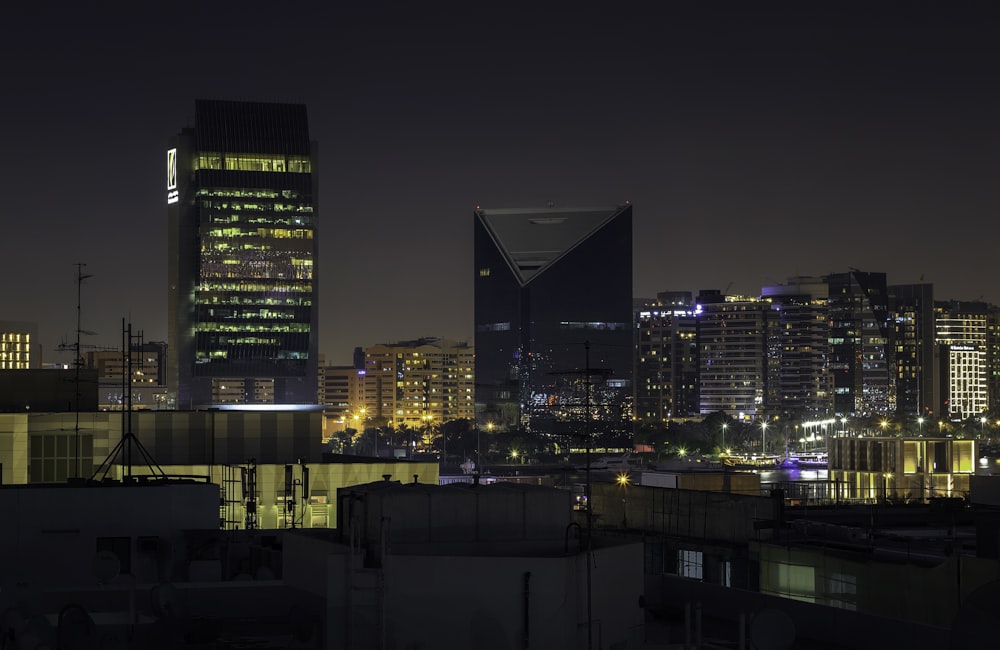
[72,263,94,479]
[549,341,612,650]
[91,319,166,482]
[584,340,593,650]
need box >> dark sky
[3,2,998,365]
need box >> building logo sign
[166,148,179,204]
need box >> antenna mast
[73,263,94,479]
[91,319,166,483]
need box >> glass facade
[888,283,937,417]
[761,278,834,422]
[826,270,894,417]
[474,205,633,444]
[168,100,319,408]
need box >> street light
[981,417,988,438]
[760,420,768,455]
[481,421,495,469]
[721,423,728,453]
[918,417,924,436]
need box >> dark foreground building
[167,99,319,408]
[474,204,633,445]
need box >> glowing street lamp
[760,420,768,454]
[981,417,988,438]
[917,417,924,436]
[721,422,728,451]
[880,420,888,436]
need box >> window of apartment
[827,572,857,610]
[677,550,703,580]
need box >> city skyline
[3,2,998,365]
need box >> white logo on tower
[166,148,178,204]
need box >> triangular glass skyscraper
[474,204,633,444]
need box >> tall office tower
[989,305,1000,419]
[761,277,834,422]
[0,321,38,369]
[634,292,700,422]
[474,205,633,444]
[696,293,777,419]
[826,270,894,417]
[362,338,475,428]
[934,300,989,420]
[167,100,319,408]
[888,283,938,418]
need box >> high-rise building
[935,300,989,420]
[474,204,633,443]
[988,305,1000,419]
[888,283,938,418]
[317,361,366,441]
[696,293,777,419]
[362,338,475,428]
[167,100,319,408]
[634,292,700,422]
[761,277,833,422]
[826,270,894,417]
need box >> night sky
[3,2,998,365]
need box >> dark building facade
[634,292,700,422]
[0,369,98,413]
[888,282,938,418]
[474,205,633,444]
[826,270,894,417]
[761,277,833,422]
[167,99,319,408]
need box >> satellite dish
[93,550,121,585]
[749,608,796,650]
[57,603,98,650]
[951,579,1000,648]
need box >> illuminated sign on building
[167,148,178,204]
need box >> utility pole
[73,263,93,479]
[584,340,593,650]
